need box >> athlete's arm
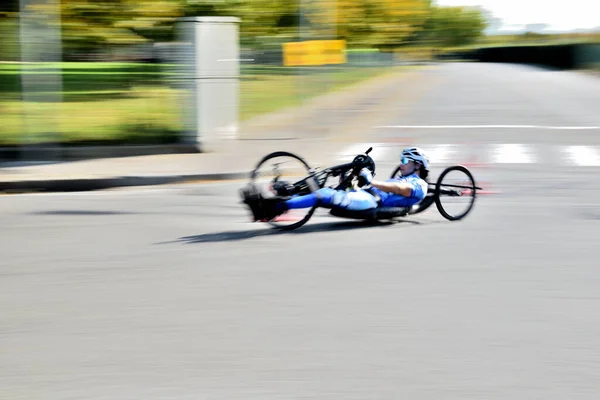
[369,180,414,197]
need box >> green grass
[0,62,175,101]
[240,65,399,118]
[0,62,403,145]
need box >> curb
[0,144,201,163]
[0,170,252,194]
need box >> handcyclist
[241,147,430,222]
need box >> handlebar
[330,147,375,189]
[329,150,373,174]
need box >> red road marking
[272,212,303,222]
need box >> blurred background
[3,3,600,399]
[0,0,598,159]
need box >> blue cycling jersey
[283,172,428,212]
[370,172,428,207]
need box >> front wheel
[434,165,477,221]
[250,151,318,230]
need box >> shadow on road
[32,210,135,216]
[169,219,422,244]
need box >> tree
[423,5,487,48]
[21,0,484,55]
[25,0,175,53]
[307,0,432,47]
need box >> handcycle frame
[249,147,482,230]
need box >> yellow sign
[283,40,347,66]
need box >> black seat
[329,206,409,220]
[375,207,410,219]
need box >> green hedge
[0,17,19,62]
[449,43,600,70]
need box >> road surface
[1,63,600,400]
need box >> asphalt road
[1,63,600,399]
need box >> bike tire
[434,165,477,221]
[408,194,435,215]
[250,151,318,231]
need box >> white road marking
[566,146,600,166]
[491,144,536,164]
[420,144,457,164]
[336,143,600,166]
[377,125,600,130]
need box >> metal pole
[19,0,63,162]
[176,17,240,153]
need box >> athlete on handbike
[242,147,431,222]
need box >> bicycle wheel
[408,193,435,215]
[250,151,319,230]
[434,165,477,221]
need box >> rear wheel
[408,194,435,215]
[434,165,477,221]
[250,151,318,230]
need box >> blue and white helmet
[401,147,430,170]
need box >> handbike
[244,147,482,230]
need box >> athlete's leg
[281,188,377,211]
[282,188,335,210]
[331,190,378,210]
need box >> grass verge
[0,62,402,145]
